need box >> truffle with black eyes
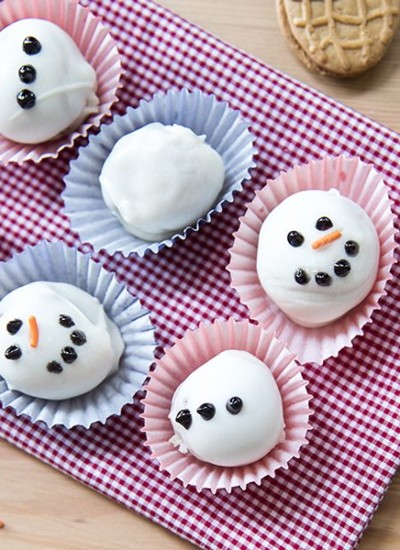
[257,189,380,328]
[169,350,285,467]
[0,281,124,400]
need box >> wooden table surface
[1,1,399,549]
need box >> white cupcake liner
[228,155,397,364]
[0,0,122,164]
[142,318,312,493]
[0,240,156,429]
[63,88,257,257]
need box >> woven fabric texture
[0,1,399,549]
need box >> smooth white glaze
[0,18,98,144]
[99,122,225,241]
[169,350,285,467]
[0,282,123,400]
[257,189,380,328]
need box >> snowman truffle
[0,281,124,400]
[169,350,285,467]
[0,18,98,144]
[257,189,380,328]
[99,122,225,241]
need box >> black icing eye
[61,347,78,364]
[316,217,333,231]
[345,240,359,257]
[5,345,22,360]
[6,319,23,335]
[59,314,75,328]
[287,231,304,247]
[226,396,243,415]
[23,36,42,55]
[70,330,86,346]
[334,259,351,278]
[197,403,216,420]
[315,272,332,286]
[17,89,36,109]
[19,64,36,84]
[175,409,192,430]
[294,268,310,285]
[47,361,63,374]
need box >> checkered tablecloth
[0,1,399,549]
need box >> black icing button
[226,396,243,415]
[17,89,36,110]
[6,319,23,335]
[5,345,22,360]
[22,36,42,55]
[345,240,359,257]
[316,217,333,231]
[70,330,86,346]
[287,231,304,248]
[197,403,216,420]
[47,361,63,374]
[334,259,351,278]
[19,64,36,84]
[294,268,310,285]
[175,409,192,430]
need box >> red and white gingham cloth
[0,1,399,548]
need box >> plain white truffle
[99,122,225,241]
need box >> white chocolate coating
[99,123,225,241]
[0,18,98,144]
[169,350,285,467]
[0,282,123,400]
[257,189,380,328]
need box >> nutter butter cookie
[277,0,400,77]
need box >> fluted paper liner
[142,318,312,493]
[228,156,397,365]
[0,0,122,164]
[63,88,257,257]
[0,241,156,429]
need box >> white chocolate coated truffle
[99,123,225,241]
[0,282,123,400]
[0,18,98,144]
[257,189,380,328]
[169,350,285,467]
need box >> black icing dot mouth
[295,268,310,285]
[47,360,63,374]
[5,345,22,360]
[6,319,23,335]
[19,64,36,84]
[70,330,86,346]
[23,36,42,55]
[287,231,304,247]
[315,272,332,286]
[59,314,75,328]
[17,89,36,109]
[345,240,359,257]
[334,259,351,277]
[61,346,78,364]
[316,217,333,231]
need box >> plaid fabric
[0,1,399,549]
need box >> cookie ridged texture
[278,0,400,77]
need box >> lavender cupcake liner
[63,88,257,257]
[0,240,156,429]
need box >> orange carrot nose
[28,315,39,348]
[312,230,342,250]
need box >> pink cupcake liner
[142,318,312,493]
[0,0,122,164]
[228,155,397,365]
